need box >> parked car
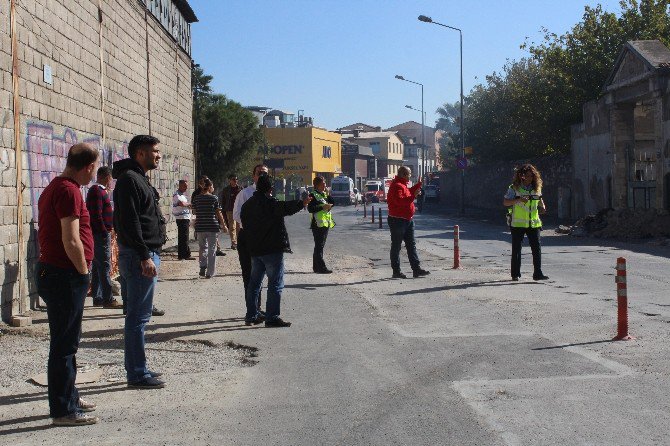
[424,185,440,203]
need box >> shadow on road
[531,339,615,350]
[389,279,535,296]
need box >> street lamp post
[405,105,427,182]
[418,15,465,213]
[395,75,425,183]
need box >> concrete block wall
[438,155,573,221]
[0,0,194,321]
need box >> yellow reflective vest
[508,185,542,228]
[312,191,335,228]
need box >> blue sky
[188,0,622,131]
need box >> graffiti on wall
[25,121,190,224]
[25,122,125,222]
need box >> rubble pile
[557,208,670,240]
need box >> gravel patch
[0,330,257,392]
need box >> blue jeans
[387,216,420,273]
[91,231,113,303]
[118,245,160,383]
[35,262,90,417]
[246,252,284,321]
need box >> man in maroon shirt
[86,166,121,308]
[386,166,430,279]
[36,143,100,426]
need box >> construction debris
[558,208,670,241]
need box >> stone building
[0,0,197,322]
[571,40,670,217]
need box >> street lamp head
[394,75,405,80]
[405,105,412,109]
[418,15,433,23]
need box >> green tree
[434,101,464,165]
[444,0,670,163]
[192,65,264,188]
[196,94,265,189]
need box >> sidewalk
[0,242,258,436]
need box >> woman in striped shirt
[193,179,227,278]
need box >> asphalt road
[2,203,670,445]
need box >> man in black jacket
[241,174,311,327]
[112,135,166,389]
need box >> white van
[330,175,357,205]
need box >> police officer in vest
[503,164,549,281]
[308,176,335,274]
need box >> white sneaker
[52,412,99,426]
[77,397,96,412]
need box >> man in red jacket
[387,166,430,279]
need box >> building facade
[260,127,342,186]
[341,141,376,191]
[571,40,670,217]
[385,121,442,176]
[345,131,404,178]
[0,0,197,322]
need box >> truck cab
[330,175,357,205]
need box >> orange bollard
[378,208,382,229]
[614,257,633,340]
[371,206,375,223]
[453,225,460,269]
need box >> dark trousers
[388,216,420,273]
[91,231,113,303]
[510,226,542,278]
[176,219,191,259]
[237,229,261,310]
[35,262,90,418]
[312,226,329,271]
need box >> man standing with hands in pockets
[36,143,100,425]
[112,135,167,389]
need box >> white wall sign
[43,64,53,85]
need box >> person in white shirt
[172,180,193,260]
[232,164,268,317]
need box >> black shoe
[149,370,163,378]
[392,271,407,279]
[128,376,165,389]
[314,268,333,274]
[199,267,206,277]
[413,269,430,278]
[533,274,549,281]
[265,317,291,328]
[102,298,123,309]
[231,245,237,251]
[512,276,519,281]
[216,250,226,256]
[244,314,266,326]
[180,256,195,261]
[151,306,165,317]
[92,299,103,307]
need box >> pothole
[0,332,258,391]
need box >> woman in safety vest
[503,164,548,281]
[308,176,335,274]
